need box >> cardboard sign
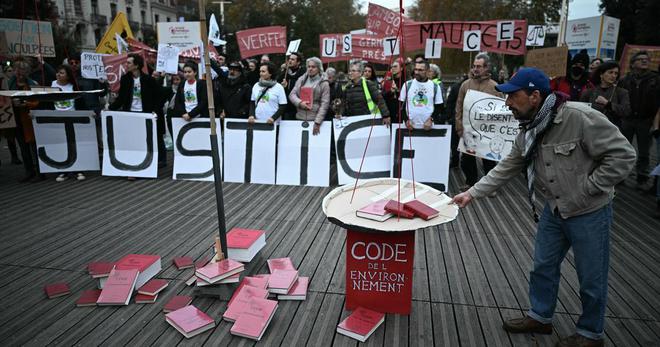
[276,121,331,187]
[236,26,287,59]
[223,119,277,184]
[172,118,222,181]
[81,52,108,79]
[404,20,527,55]
[620,44,660,76]
[345,229,415,315]
[525,45,568,78]
[333,115,391,185]
[31,110,100,173]
[319,34,349,63]
[156,44,180,74]
[0,19,55,57]
[457,90,519,162]
[463,30,481,52]
[526,25,546,47]
[425,39,442,59]
[366,3,408,37]
[352,34,388,64]
[157,22,202,50]
[101,111,158,178]
[0,96,16,129]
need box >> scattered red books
[277,277,308,301]
[195,259,244,284]
[44,282,71,299]
[223,285,270,322]
[300,86,313,108]
[356,199,394,222]
[336,307,385,342]
[166,305,215,339]
[163,295,193,313]
[135,293,158,304]
[403,200,440,220]
[87,262,115,278]
[173,256,194,270]
[229,276,271,306]
[196,273,240,287]
[137,279,168,296]
[384,200,415,219]
[96,268,139,305]
[267,257,296,273]
[230,298,278,341]
[227,228,266,262]
[268,269,298,294]
[76,289,101,306]
[115,254,161,289]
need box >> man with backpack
[399,60,444,130]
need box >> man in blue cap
[453,68,635,347]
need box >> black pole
[210,133,227,257]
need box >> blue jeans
[527,202,612,340]
[656,136,660,200]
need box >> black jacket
[217,74,251,118]
[109,73,158,113]
[174,79,209,118]
[75,76,108,113]
[340,78,389,117]
[619,71,660,119]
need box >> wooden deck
[1,149,659,347]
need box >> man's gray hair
[350,62,364,73]
[306,56,324,74]
[475,52,491,67]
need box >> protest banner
[235,26,287,59]
[80,52,108,79]
[565,15,620,60]
[403,20,527,55]
[172,118,223,181]
[383,37,400,56]
[525,45,568,78]
[463,30,481,52]
[526,25,546,47]
[425,39,442,59]
[390,125,452,191]
[0,96,16,129]
[334,115,391,185]
[619,44,660,76]
[102,54,127,93]
[223,119,277,184]
[179,43,221,62]
[366,3,409,37]
[96,13,134,54]
[276,121,331,187]
[458,90,519,161]
[101,111,158,178]
[0,19,55,57]
[351,34,388,64]
[156,44,180,74]
[157,22,202,51]
[319,34,350,63]
[31,110,100,173]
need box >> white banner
[390,124,452,191]
[101,111,158,178]
[32,110,99,173]
[333,115,391,185]
[157,22,202,50]
[458,90,518,161]
[276,120,331,187]
[80,52,108,79]
[223,119,277,184]
[172,118,222,181]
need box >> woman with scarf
[580,61,630,129]
[289,57,330,135]
[248,62,287,124]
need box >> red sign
[319,33,350,63]
[103,54,128,93]
[366,3,409,37]
[352,34,390,64]
[345,229,415,315]
[179,43,222,62]
[403,20,527,55]
[236,26,287,59]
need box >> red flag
[235,26,287,59]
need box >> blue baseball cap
[495,67,550,94]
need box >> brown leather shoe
[556,334,604,347]
[502,316,553,334]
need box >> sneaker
[56,174,68,182]
[76,173,86,181]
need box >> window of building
[91,0,98,15]
[141,10,146,24]
[154,14,159,23]
[73,0,83,17]
[166,17,170,22]
[127,7,132,19]
[110,4,117,18]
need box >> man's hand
[281,79,288,88]
[423,118,433,130]
[452,191,473,208]
[248,116,256,124]
[382,117,391,127]
[183,113,191,121]
[313,122,321,135]
[266,117,274,124]
[595,95,608,106]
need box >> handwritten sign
[319,34,350,63]
[525,45,568,78]
[102,54,127,93]
[236,26,287,59]
[366,3,408,37]
[352,34,388,64]
[0,19,55,57]
[0,96,16,129]
[156,44,180,74]
[81,52,108,79]
[526,25,546,47]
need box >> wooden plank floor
[1,149,659,347]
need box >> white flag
[115,33,128,54]
[208,14,226,46]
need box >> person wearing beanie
[289,57,330,135]
[550,49,594,101]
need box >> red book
[44,282,71,299]
[230,298,278,341]
[135,293,158,304]
[137,279,168,296]
[277,277,308,301]
[196,272,240,287]
[404,200,440,220]
[356,199,394,222]
[173,257,194,270]
[267,269,298,294]
[227,228,266,262]
[76,289,101,306]
[166,305,215,339]
[300,87,313,108]
[336,307,385,342]
[115,254,161,289]
[195,259,244,284]
[384,200,415,219]
[228,276,271,306]
[87,262,115,278]
[223,285,270,322]
[163,295,193,313]
[266,257,296,273]
[194,256,210,269]
[96,268,139,305]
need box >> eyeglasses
[350,69,360,73]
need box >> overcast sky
[360,0,602,20]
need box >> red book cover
[44,282,70,299]
[135,293,158,303]
[230,298,278,341]
[195,256,210,270]
[227,228,265,249]
[76,289,101,306]
[356,199,394,222]
[267,269,298,294]
[115,254,160,272]
[164,295,193,313]
[173,257,194,270]
[96,268,139,305]
[137,279,168,296]
[223,286,270,322]
[195,259,244,283]
[87,262,115,278]
[337,307,385,342]
[278,277,308,299]
[300,87,313,108]
[384,200,415,219]
[166,305,215,338]
[228,276,271,306]
[403,200,439,220]
[266,258,296,273]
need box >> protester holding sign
[580,61,630,129]
[289,57,330,135]
[68,53,109,118]
[338,62,390,124]
[398,61,444,130]
[174,61,209,121]
[249,62,286,125]
[214,61,251,119]
[549,49,594,101]
[278,52,306,120]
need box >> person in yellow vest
[336,62,390,125]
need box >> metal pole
[557,0,569,46]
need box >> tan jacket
[455,75,503,134]
[289,73,330,124]
[469,102,636,218]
